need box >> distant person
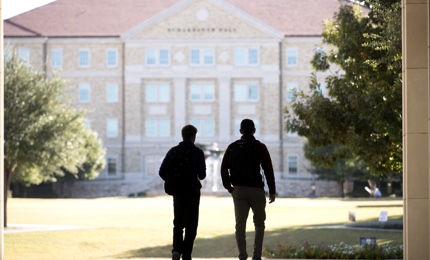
[374,187,382,197]
[220,119,276,260]
[159,125,206,260]
[365,179,382,198]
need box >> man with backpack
[159,125,206,260]
[220,119,276,260]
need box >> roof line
[284,34,322,37]
[5,20,43,36]
[4,35,121,39]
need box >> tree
[4,55,106,226]
[285,0,402,177]
[53,129,106,197]
[304,143,370,197]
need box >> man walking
[220,119,276,260]
[159,125,206,260]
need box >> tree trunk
[340,180,345,198]
[386,176,393,195]
[4,168,12,228]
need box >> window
[145,119,170,137]
[145,49,170,66]
[190,83,214,101]
[106,49,118,67]
[287,129,298,137]
[319,82,326,96]
[146,83,170,102]
[287,155,298,174]
[83,119,91,128]
[145,155,160,175]
[51,49,62,68]
[79,49,90,68]
[106,119,119,138]
[190,48,214,65]
[106,83,119,103]
[234,48,259,66]
[287,83,298,102]
[286,48,298,66]
[159,49,169,65]
[79,83,90,103]
[18,48,30,66]
[190,119,215,137]
[234,83,259,101]
[4,50,10,61]
[107,158,117,176]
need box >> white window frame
[286,82,298,102]
[106,83,119,103]
[79,83,91,103]
[106,48,118,68]
[106,118,119,138]
[320,82,326,96]
[144,155,164,176]
[145,119,170,137]
[286,48,298,67]
[106,157,118,176]
[79,48,91,68]
[189,83,215,102]
[190,118,215,137]
[145,83,170,102]
[287,154,299,175]
[18,48,30,66]
[234,83,259,102]
[190,48,214,66]
[51,48,62,68]
[145,49,170,66]
[234,48,259,66]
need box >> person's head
[240,119,256,135]
[181,124,198,142]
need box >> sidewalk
[5,223,95,234]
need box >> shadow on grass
[357,204,403,208]
[110,232,237,258]
[110,226,403,259]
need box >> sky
[3,0,57,19]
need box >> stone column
[218,77,231,142]
[173,78,187,142]
[402,0,429,259]
[0,0,5,257]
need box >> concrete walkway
[5,223,95,233]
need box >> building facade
[4,0,356,197]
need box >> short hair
[240,119,255,134]
[181,125,198,141]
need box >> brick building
[4,0,359,197]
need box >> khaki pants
[232,186,266,260]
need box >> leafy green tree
[4,55,105,226]
[304,143,370,197]
[56,129,106,197]
[285,0,402,178]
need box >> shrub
[264,242,403,259]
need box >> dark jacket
[220,134,276,195]
[159,141,206,191]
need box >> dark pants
[173,191,201,260]
[232,186,266,260]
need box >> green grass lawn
[5,196,403,259]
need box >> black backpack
[164,147,195,196]
[229,139,261,182]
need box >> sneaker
[172,252,180,260]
